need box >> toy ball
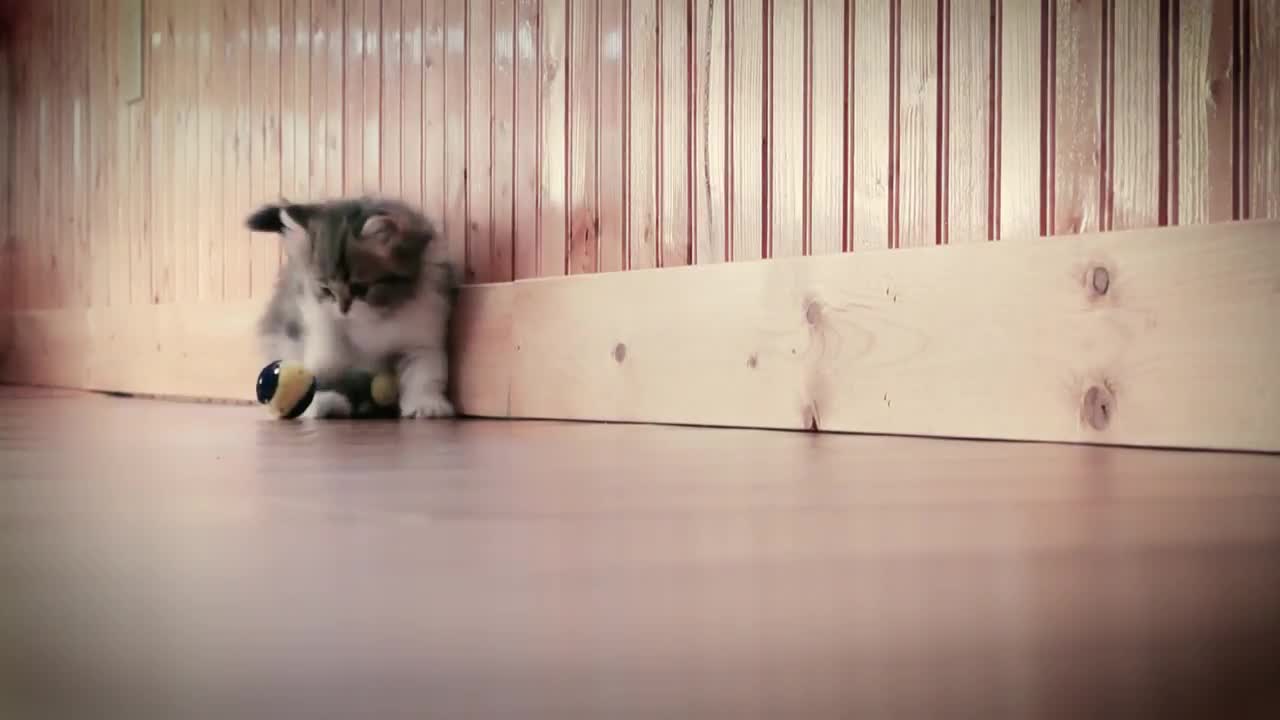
[256,360,317,419]
[370,372,399,407]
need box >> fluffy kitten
[247,196,458,420]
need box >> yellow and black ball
[256,361,318,419]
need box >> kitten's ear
[361,210,427,263]
[359,212,400,242]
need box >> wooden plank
[567,0,597,275]
[997,0,1043,239]
[401,0,424,208]
[1249,0,1280,220]
[5,222,1280,453]
[692,0,728,264]
[731,1,764,261]
[809,0,845,255]
[0,47,10,345]
[498,220,1280,452]
[362,0,381,194]
[539,0,568,276]
[174,1,199,303]
[37,1,59,308]
[110,0,134,306]
[467,0,493,281]
[319,0,345,199]
[513,0,541,278]
[148,0,175,304]
[382,0,404,198]
[127,92,150,305]
[770,0,805,258]
[597,0,626,273]
[947,0,991,243]
[226,0,254,300]
[1111,0,1161,230]
[343,0,366,194]
[197,0,223,302]
[88,0,114,307]
[659,1,690,267]
[11,29,32,311]
[442,0,469,274]
[1176,0,1234,226]
[67,0,90,306]
[491,0,516,282]
[118,0,144,102]
[627,0,658,270]
[250,0,283,298]
[897,0,939,248]
[282,0,311,206]
[850,0,891,251]
[1050,0,1103,236]
[421,0,445,221]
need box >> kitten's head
[246,197,434,315]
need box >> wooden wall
[0,0,1277,313]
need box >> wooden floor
[2,388,1279,719]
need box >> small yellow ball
[370,372,399,407]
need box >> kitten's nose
[338,297,352,314]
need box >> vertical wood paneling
[491,0,517,281]
[809,0,846,255]
[627,0,658,269]
[947,0,991,243]
[659,1,691,267]
[997,0,1042,240]
[1049,0,1103,236]
[597,0,626,272]
[382,0,403,198]
[1177,0,1234,225]
[731,1,765,261]
[851,0,891,251]
[197,0,223,302]
[1249,0,1280,220]
[467,0,492,281]
[4,0,1280,322]
[513,0,541,278]
[1111,0,1162,230]
[897,0,939,248]
[770,0,806,258]
[442,0,468,272]
[539,0,568,276]
[0,46,10,322]
[567,0,598,275]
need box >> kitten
[246,196,458,420]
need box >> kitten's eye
[349,283,368,299]
[319,287,335,300]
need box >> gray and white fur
[247,196,458,419]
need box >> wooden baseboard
[3,220,1279,451]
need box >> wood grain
[567,0,598,275]
[466,0,493,282]
[1250,0,1280,220]
[512,0,541,278]
[770,0,806,259]
[442,0,468,271]
[1177,0,1234,225]
[197,0,223,302]
[898,0,939,248]
[693,0,728,264]
[1111,0,1162,230]
[809,0,846,255]
[226,0,254,300]
[597,0,626,273]
[998,0,1042,239]
[491,0,517,281]
[539,0,568,277]
[147,0,174,304]
[947,0,991,243]
[851,0,891,251]
[659,1,690,267]
[1051,0,1103,236]
[627,0,659,270]
[381,0,403,199]
[731,1,765,261]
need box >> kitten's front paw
[308,390,354,419]
[399,392,455,419]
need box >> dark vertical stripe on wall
[841,0,851,252]
[888,0,901,248]
[1039,0,1055,236]
[685,0,695,265]
[761,0,772,259]
[1232,0,1250,220]
[988,0,1001,240]
[621,0,631,269]
[1098,0,1113,232]
[1167,0,1182,224]
[936,0,950,245]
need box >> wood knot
[613,342,627,363]
[1089,265,1110,296]
[804,298,823,325]
[747,353,758,369]
[1082,383,1115,431]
